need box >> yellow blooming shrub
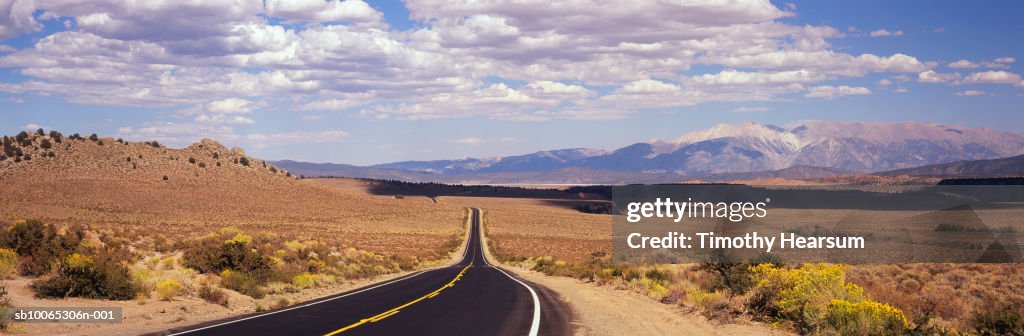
[747,263,907,335]
[826,299,908,336]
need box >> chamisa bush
[746,263,908,335]
[155,279,183,300]
[182,233,272,298]
[0,284,10,331]
[31,253,137,300]
[0,248,17,279]
[0,219,82,276]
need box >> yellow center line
[323,263,473,336]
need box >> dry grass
[444,196,610,262]
[0,136,465,258]
[847,263,1024,331]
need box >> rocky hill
[0,129,292,184]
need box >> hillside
[0,129,464,258]
[876,154,1024,177]
[694,165,860,182]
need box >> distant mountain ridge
[877,154,1024,177]
[275,121,1024,184]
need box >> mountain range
[275,121,1024,184]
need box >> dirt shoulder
[477,208,789,336]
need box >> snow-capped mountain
[369,121,1024,175]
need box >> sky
[0,0,1022,165]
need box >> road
[159,208,572,336]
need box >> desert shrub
[239,157,250,166]
[162,175,168,181]
[183,240,271,279]
[970,301,1024,336]
[31,253,137,300]
[219,269,265,298]
[197,283,229,306]
[40,139,52,149]
[183,236,273,299]
[0,248,17,279]
[291,273,319,289]
[825,299,908,336]
[35,128,44,136]
[0,219,81,276]
[0,284,10,330]
[155,279,183,300]
[15,131,28,142]
[188,157,196,164]
[699,250,758,295]
[22,153,30,160]
[88,133,98,141]
[49,131,62,143]
[747,263,908,335]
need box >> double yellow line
[323,263,473,336]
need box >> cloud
[0,44,15,53]
[948,60,979,69]
[0,0,41,39]
[804,85,871,99]
[1,96,23,103]
[22,123,47,130]
[181,98,260,125]
[117,122,348,148]
[242,130,350,145]
[955,90,989,96]
[731,106,772,112]
[994,57,1015,63]
[869,29,903,37]
[960,70,1024,86]
[878,79,892,87]
[450,137,485,145]
[917,70,960,83]
[266,0,384,25]
[0,0,982,122]
[296,98,367,111]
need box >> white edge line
[476,208,541,336]
[169,209,476,336]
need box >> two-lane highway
[159,208,571,336]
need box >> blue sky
[1,0,1022,165]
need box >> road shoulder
[477,209,789,336]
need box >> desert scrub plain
[0,130,466,335]
[471,195,1024,336]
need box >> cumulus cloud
[181,98,260,125]
[266,0,383,25]
[243,130,350,145]
[994,57,1015,63]
[0,0,985,122]
[804,85,871,99]
[731,106,772,112]
[869,29,903,37]
[0,0,40,39]
[960,71,1024,86]
[955,90,989,96]
[450,137,484,145]
[948,60,979,69]
[917,70,960,83]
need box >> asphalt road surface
[158,208,572,336]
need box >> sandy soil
[2,210,475,336]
